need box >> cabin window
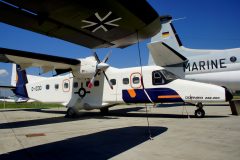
[152,71,165,85]
[123,78,129,85]
[73,82,78,88]
[94,80,100,87]
[64,82,69,89]
[55,84,59,90]
[46,84,50,90]
[110,79,116,85]
[132,77,140,84]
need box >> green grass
[0,102,63,109]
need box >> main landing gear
[194,102,205,118]
[100,108,109,115]
[65,107,78,118]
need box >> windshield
[161,70,179,81]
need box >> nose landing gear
[65,107,78,118]
[194,102,205,118]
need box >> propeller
[88,51,113,89]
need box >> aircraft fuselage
[25,65,230,110]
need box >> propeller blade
[93,52,101,63]
[103,71,113,90]
[88,70,99,89]
[102,50,112,63]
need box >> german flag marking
[162,32,170,38]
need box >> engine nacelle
[77,56,97,78]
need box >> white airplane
[0,48,233,118]
[0,97,15,102]
[0,96,31,103]
[148,16,240,92]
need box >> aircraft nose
[225,88,233,102]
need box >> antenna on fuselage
[172,17,187,22]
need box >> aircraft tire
[195,109,205,118]
[100,108,109,115]
[65,108,77,118]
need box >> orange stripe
[128,89,136,98]
[16,73,18,83]
[158,95,181,99]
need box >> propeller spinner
[88,51,113,89]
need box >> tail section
[149,15,184,66]
[11,64,17,86]
[12,64,29,98]
[152,15,183,48]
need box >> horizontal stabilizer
[148,42,187,66]
[0,85,16,89]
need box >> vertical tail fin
[12,64,29,98]
[149,15,183,65]
[152,15,183,47]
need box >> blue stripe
[146,88,183,103]
[122,89,151,103]
[122,88,183,103]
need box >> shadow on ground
[0,106,229,129]
[0,126,167,160]
[0,113,117,129]
[110,107,229,119]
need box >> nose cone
[97,62,109,70]
[225,88,233,102]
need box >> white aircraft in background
[0,96,32,103]
[148,16,240,93]
[0,48,233,118]
[0,97,16,102]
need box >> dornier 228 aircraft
[0,48,233,118]
[0,0,233,118]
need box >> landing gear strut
[65,107,78,118]
[194,102,205,118]
[195,102,205,118]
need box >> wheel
[195,109,205,118]
[65,108,77,118]
[100,108,109,115]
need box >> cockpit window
[161,70,178,81]
[152,70,178,85]
[152,71,165,85]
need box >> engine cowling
[76,57,97,78]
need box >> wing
[0,0,161,49]
[148,42,187,66]
[0,47,80,74]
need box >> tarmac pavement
[0,104,239,160]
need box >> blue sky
[0,0,240,88]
